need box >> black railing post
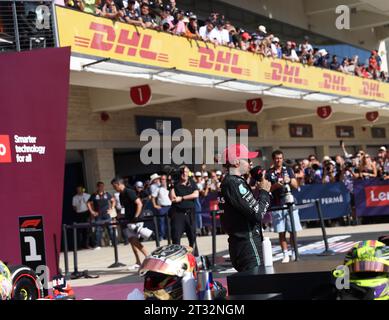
[315,200,335,256]
[62,224,69,279]
[153,215,160,248]
[108,222,126,268]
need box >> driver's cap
[222,144,258,164]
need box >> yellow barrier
[56,6,389,103]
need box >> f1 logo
[0,135,12,163]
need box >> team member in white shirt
[151,174,172,240]
[72,186,92,249]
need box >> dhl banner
[56,6,389,103]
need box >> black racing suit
[220,174,271,272]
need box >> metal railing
[0,0,57,53]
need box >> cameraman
[111,177,148,271]
[220,144,271,272]
[266,150,302,264]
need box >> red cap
[222,144,258,164]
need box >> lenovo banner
[354,179,389,217]
[292,183,351,221]
[0,47,70,275]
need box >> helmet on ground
[0,261,12,300]
[139,244,197,300]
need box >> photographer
[220,144,271,272]
[340,161,359,224]
[266,150,302,264]
[169,165,199,253]
[111,177,148,271]
[322,160,339,184]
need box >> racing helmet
[344,240,389,274]
[139,244,197,300]
[334,240,389,300]
[0,261,12,300]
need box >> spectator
[266,150,302,263]
[185,14,200,39]
[330,55,340,71]
[322,160,338,184]
[299,36,313,54]
[271,37,282,58]
[293,164,305,186]
[194,171,205,236]
[100,0,121,20]
[357,154,377,179]
[121,0,144,26]
[151,174,171,240]
[87,181,116,250]
[83,0,98,14]
[257,25,267,41]
[209,20,230,46]
[159,6,174,32]
[65,0,85,10]
[111,178,148,270]
[72,186,92,249]
[199,19,216,43]
[172,10,187,36]
[340,161,358,224]
[134,181,149,200]
[167,0,179,17]
[140,3,157,28]
[283,41,299,62]
[169,165,199,254]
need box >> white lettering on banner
[370,190,389,202]
[0,144,6,156]
[13,135,46,163]
[302,195,344,205]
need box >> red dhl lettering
[320,73,350,92]
[74,22,169,63]
[265,62,308,85]
[360,81,384,98]
[365,186,389,207]
[189,48,250,76]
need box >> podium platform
[227,257,343,300]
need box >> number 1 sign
[130,85,152,106]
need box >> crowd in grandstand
[64,0,389,82]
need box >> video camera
[250,165,265,182]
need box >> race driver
[220,144,271,272]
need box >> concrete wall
[66,85,388,156]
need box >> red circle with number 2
[246,98,263,114]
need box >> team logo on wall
[0,135,12,163]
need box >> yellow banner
[56,6,389,103]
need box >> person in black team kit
[111,177,148,271]
[169,165,199,255]
[220,144,271,272]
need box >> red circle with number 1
[246,98,263,114]
[130,85,152,106]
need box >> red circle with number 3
[130,85,152,106]
[366,111,379,123]
[317,106,333,120]
[246,98,263,114]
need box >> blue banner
[292,183,351,221]
[354,179,389,217]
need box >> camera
[127,222,153,240]
[283,183,295,205]
[250,165,264,182]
